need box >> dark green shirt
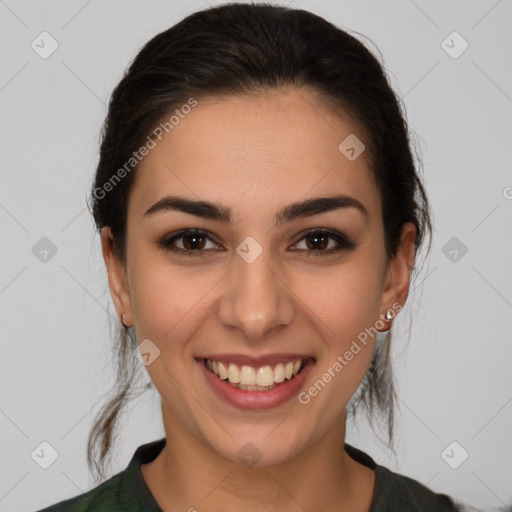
[37,438,461,511]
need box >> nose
[217,247,295,341]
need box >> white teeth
[218,361,228,380]
[274,363,285,383]
[205,358,306,389]
[227,363,240,383]
[256,366,275,387]
[240,365,256,386]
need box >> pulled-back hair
[87,2,432,482]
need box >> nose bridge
[217,241,294,340]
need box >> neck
[142,404,375,512]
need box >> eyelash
[157,229,356,257]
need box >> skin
[101,87,416,512]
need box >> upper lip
[198,353,315,367]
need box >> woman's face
[103,87,414,466]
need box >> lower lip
[197,358,315,410]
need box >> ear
[100,227,133,326]
[378,222,416,330]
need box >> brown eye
[292,230,356,255]
[304,232,330,250]
[158,228,355,258]
[158,229,220,256]
[181,232,207,250]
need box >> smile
[205,358,306,391]
[196,356,316,409]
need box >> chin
[205,425,313,468]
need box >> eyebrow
[144,194,368,225]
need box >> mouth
[196,355,315,409]
[204,357,307,390]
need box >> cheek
[130,275,189,335]
[293,253,384,400]
[127,265,219,413]
[298,258,384,344]
[293,267,382,429]
[128,255,225,353]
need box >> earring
[385,309,394,322]
[121,313,127,326]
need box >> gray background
[1,0,511,510]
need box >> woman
[38,3,468,510]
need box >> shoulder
[345,443,460,511]
[35,438,166,512]
[35,471,126,512]
[374,464,460,511]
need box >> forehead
[130,88,380,221]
